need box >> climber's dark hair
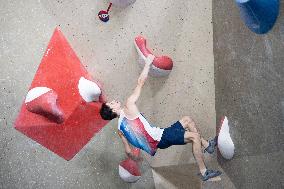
[100,103,118,120]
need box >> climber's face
[107,100,121,112]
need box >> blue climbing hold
[235,0,280,34]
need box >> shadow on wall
[281,99,284,127]
[214,0,284,188]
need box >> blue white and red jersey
[118,110,164,156]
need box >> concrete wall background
[0,0,215,188]
[213,1,284,188]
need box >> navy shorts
[157,121,186,149]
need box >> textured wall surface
[213,1,284,188]
[0,0,215,188]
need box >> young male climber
[99,54,221,181]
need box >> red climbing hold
[25,88,65,124]
[134,36,173,77]
[119,148,142,182]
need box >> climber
[100,54,221,181]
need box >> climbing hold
[134,36,173,77]
[235,0,279,34]
[111,0,136,8]
[25,87,65,124]
[217,116,235,160]
[119,148,141,182]
[78,77,101,102]
[98,3,112,22]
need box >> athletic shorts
[157,121,186,149]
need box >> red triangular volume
[14,27,108,160]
